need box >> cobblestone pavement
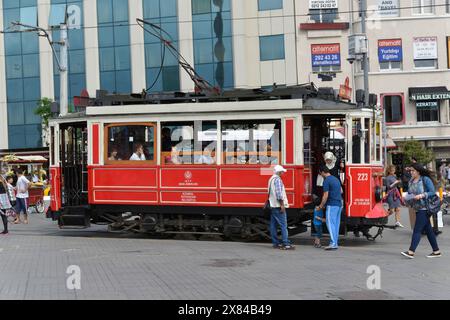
[1,208,450,300]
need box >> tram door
[59,122,88,207]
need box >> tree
[34,97,53,146]
[401,138,434,166]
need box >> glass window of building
[380,61,402,71]
[258,0,282,11]
[412,0,434,15]
[51,0,86,105]
[259,35,285,61]
[309,9,338,23]
[417,101,440,122]
[2,0,42,148]
[383,95,404,123]
[414,59,437,69]
[143,0,180,92]
[97,0,132,94]
[447,0,450,13]
[192,0,234,90]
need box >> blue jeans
[410,210,439,252]
[326,205,342,248]
[270,208,290,246]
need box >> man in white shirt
[15,169,31,224]
[129,144,146,161]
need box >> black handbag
[262,177,274,218]
[422,179,441,217]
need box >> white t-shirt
[129,153,146,161]
[16,175,30,198]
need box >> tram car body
[47,87,387,240]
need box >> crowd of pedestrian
[266,152,443,259]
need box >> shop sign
[378,39,402,62]
[309,0,338,9]
[376,0,399,17]
[413,36,437,60]
[416,101,438,108]
[311,43,341,67]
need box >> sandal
[314,243,322,248]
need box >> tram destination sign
[410,92,450,101]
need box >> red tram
[47,86,387,241]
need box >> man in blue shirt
[316,165,343,250]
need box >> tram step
[59,206,91,229]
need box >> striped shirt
[274,176,284,201]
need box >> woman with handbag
[0,175,12,235]
[401,163,441,259]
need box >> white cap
[274,165,287,173]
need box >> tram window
[365,118,371,163]
[161,121,217,165]
[221,119,281,165]
[105,123,156,164]
[375,121,381,162]
[352,119,361,164]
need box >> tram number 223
[357,173,369,181]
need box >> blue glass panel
[21,0,37,6]
[49,3,66,27]
[258,0,282,11]
[6,79,23,102]
[194,39,213,64]
[3,0,20,9]
[162,66,179,91]
[260,35,285,61]
[3,9,20,29]
[163,41,178,66]
[52,0,67,4]
[8,126,26,149]
[115,70,131,93]
[24,100,41,124]
[193,17,212,39]
[146,67,163,92]
[19,6,37,28]
[114,25,130,46]
[192,0,211,14]
[69,73,85,98]
[68,29,84,50]
[99,47,115,71]
[23,77,40,101]
[145,43,163,68]
[22,54,40,78]
[160,0,176,17]
[212,0,230,12]
[21,31,39,54]
[100,71,116,92]
[25,124,42,148]
[160,21,178,41]
[113,0,128,22]
[7,102,24,126]
[115,46,131,70]
[6,55,23,79]
[97,0,113,24]
[4,33,21,55]
[222,61,233,88]
[54,75,60,100]
[98,26,114,47]
[143,0,160,19]
[213,36,232,63]
[69,50,85,74]
[195,63,214,86]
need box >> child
[313,208,325,248]
[6,176,18,224]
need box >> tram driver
[129,143,146,161]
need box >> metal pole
[59,23,68,116]
[360,0,369,108]
[383,108,388,165]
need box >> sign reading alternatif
[378,39,402,62]
[311,44,341,67]
[309,0,338,9]
[377,0,399,17]
[413,36,437,60]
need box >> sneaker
[395,221,405,228]
[0,231,9,235]
[280,244,295,250]
[324,246,338,251]
[426,252,442,258]
[401,251,414,259]
[272,244,283,249]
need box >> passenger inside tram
[129,143,146,161]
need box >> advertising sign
[376,0,399,17]
[311,44,341,67]
[378,39,402,62]
[413,37,437,60]
[309,0,338,9]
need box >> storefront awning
[409,86,450,101]
[382,137,397,149]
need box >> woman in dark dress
[385,165,404,228]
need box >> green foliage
[34,97,53,128]
[401,138,434,166]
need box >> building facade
[0,0,449,165]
